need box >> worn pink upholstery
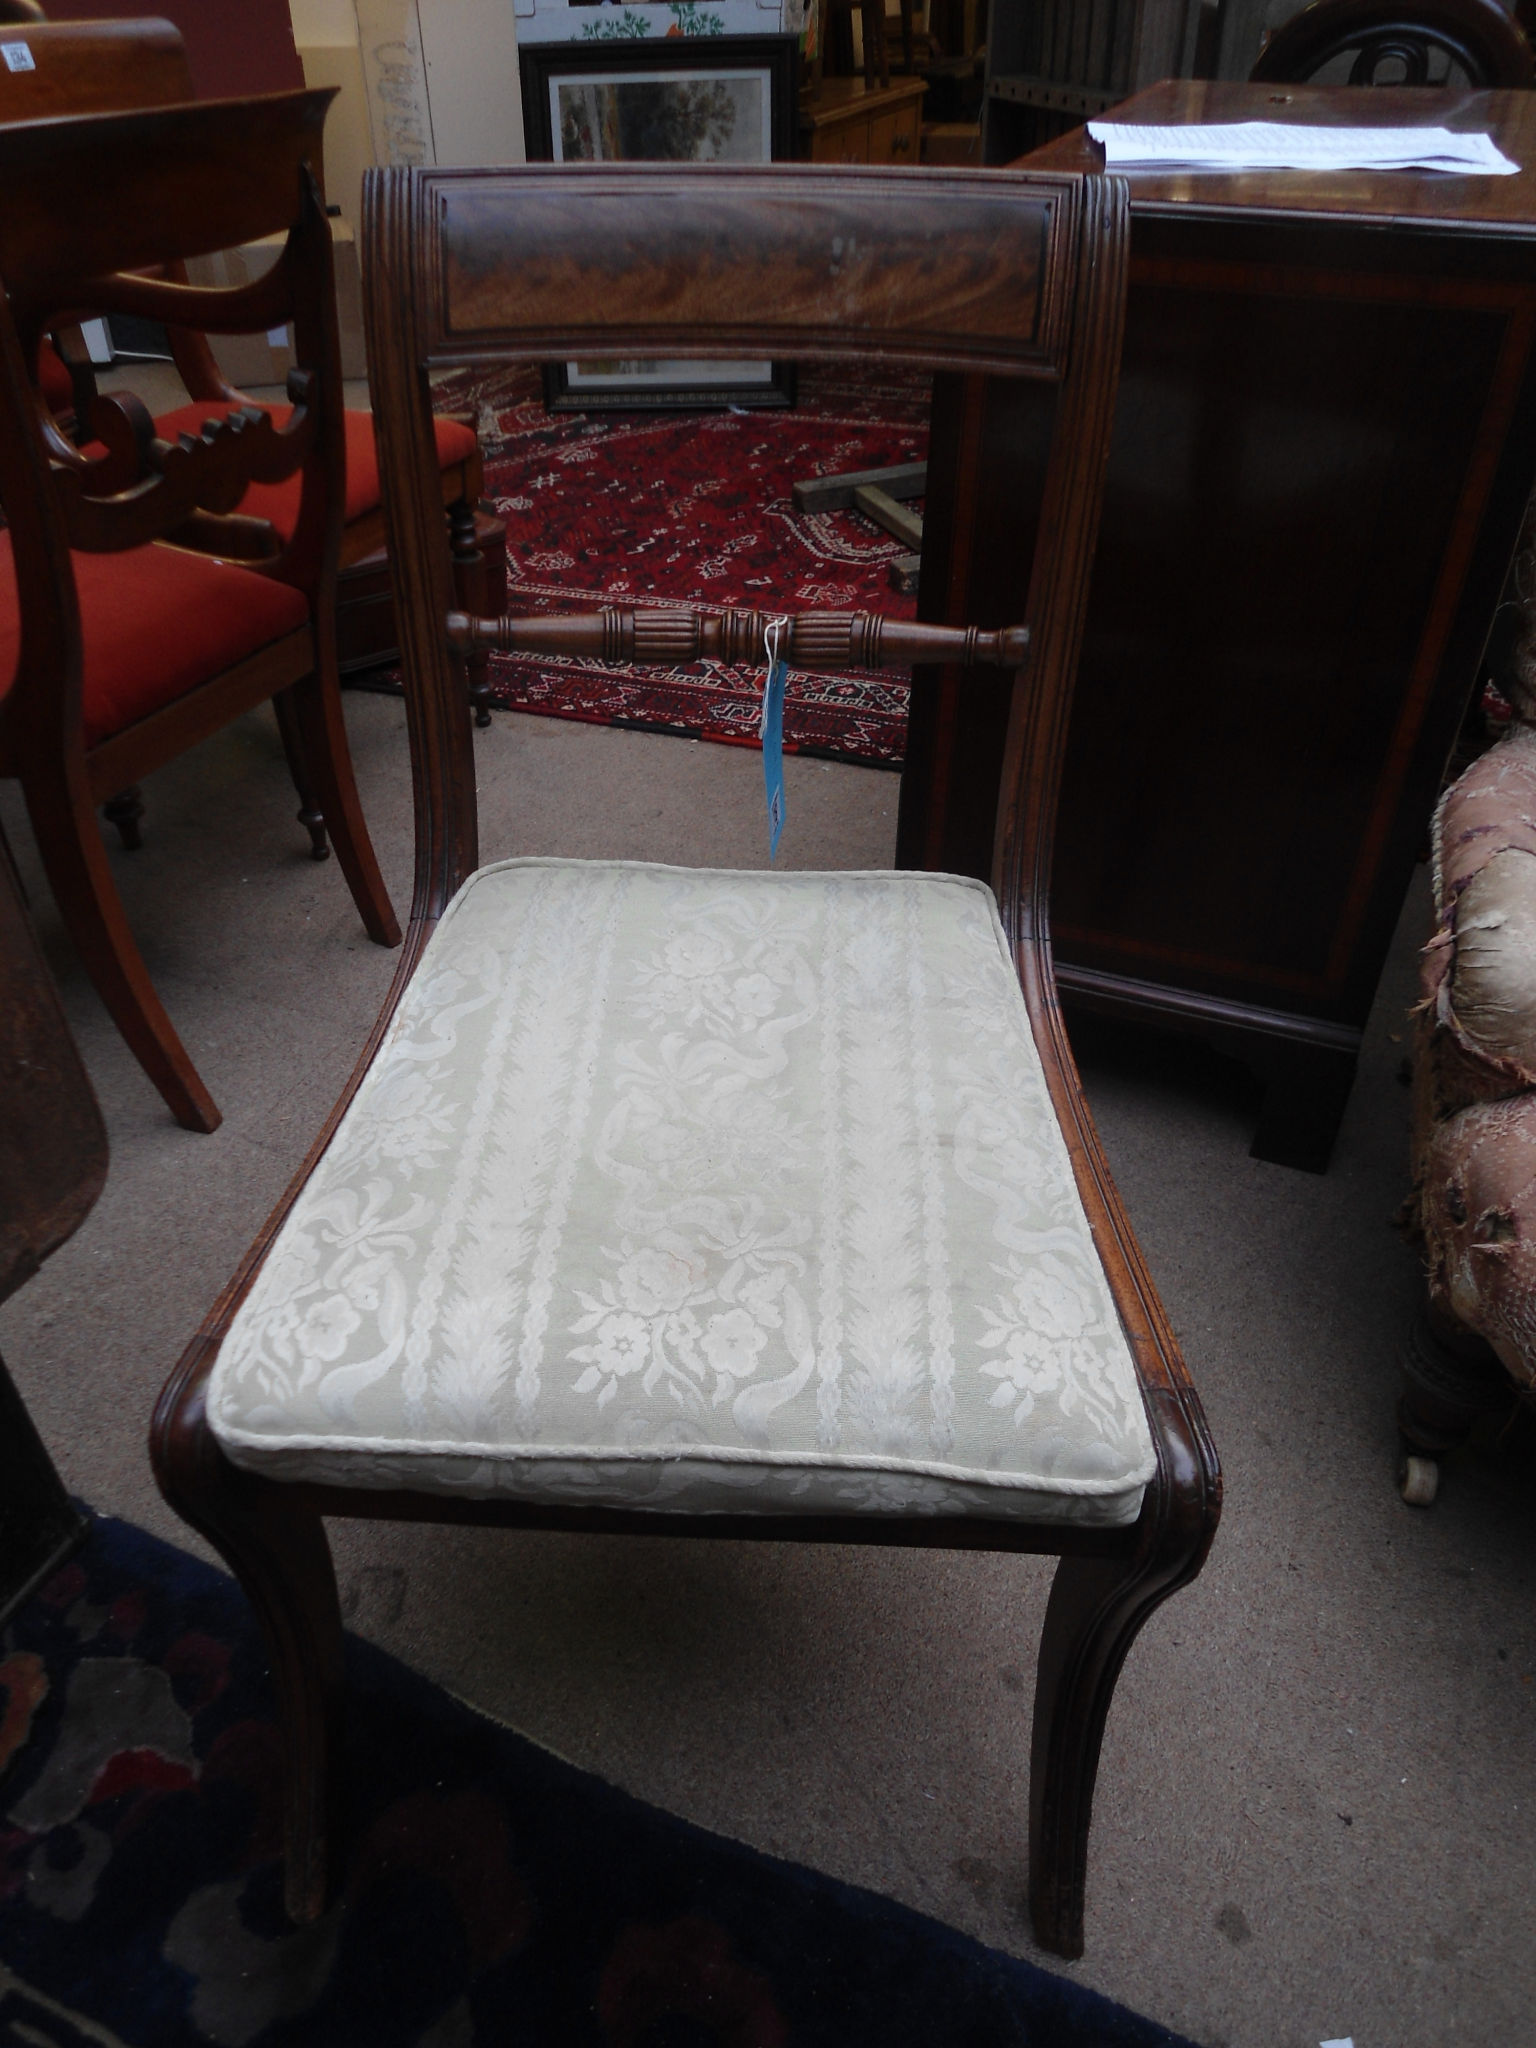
[1409,721,1536,1392]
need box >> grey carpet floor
[2,691,1532,2048]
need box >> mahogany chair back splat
[0,91,400,1133]
[152,164,1221,1960]
[1251,0,1535,88]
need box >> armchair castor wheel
[1397,1452,1439,1508]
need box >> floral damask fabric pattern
[210,862,1154,1526]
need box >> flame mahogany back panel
[902,82,1536,1172]
[415,164,1077,376]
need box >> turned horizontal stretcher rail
[444,606,1030,673]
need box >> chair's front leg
[151,1372,344,1924]
[1028,1499,1213,1957]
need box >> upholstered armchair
[1400,507,1536,1501]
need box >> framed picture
[519,33,798,412]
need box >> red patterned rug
[434,364,930,770]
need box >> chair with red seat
[0,15,499,745]
[0,87,399,1135]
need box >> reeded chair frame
[153,162,1221,1959]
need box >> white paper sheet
[1085,121,1519,175]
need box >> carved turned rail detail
[445,606,1030,674]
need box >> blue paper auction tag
[761,656,787,861]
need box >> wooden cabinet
[981,0,1211,161]
[904,81,1536,1172]
[800,76,924,164]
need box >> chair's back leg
[284,657,402,949]
[22,761,222,1132]
[101,785,144,852]
[271,687,332,863]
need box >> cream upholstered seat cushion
[209,861,1155,1527]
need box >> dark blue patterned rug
[0,1514,1193,2047]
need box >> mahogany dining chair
[0,90,399,1134]
[153,160,1222,1960]
[0,14,498,734]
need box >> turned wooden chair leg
[285,662,401,948]
[24,767,220,1132]
[1028,1514,1210,1958]
[272,691,330,862]
[102,784,145,851]
[151,1380,343,1922]
[449,497,492,730]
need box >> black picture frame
[519,32,799,412]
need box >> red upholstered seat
[0,532,310,747]
[38,338,75,415]
[151,402,478,532]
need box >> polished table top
[1023,78,1536,233]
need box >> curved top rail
[389,162,1090,381]
[0,17,191,124]
[0,87,334,298]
